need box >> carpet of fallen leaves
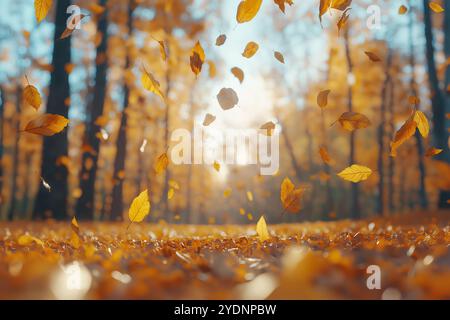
[0,211,449,300]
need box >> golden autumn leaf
[260,121,276,136]
[239,208,246,215]
[18,234,44,246]
[141,68,164,100]
[425,147,443,157]
[190,41,205,76]
[71,216,80,235]
[337,164,372,183]
[319,146,331,164]
[128,190,150,224]
[274,0,294,14]
[274,51,285,64]
[398,5,408,14]
[216,34,227,46]
[224,188,232,197]
[24,113,69,136]
[236,0,263,24]
[167,188,175,200]
[335,111,371,131]
[217,88,239,110]
[203,113,216,126]
[154,153,169,174]
[213,161,221,172]
[242,41,259,58]
[365,51,381,62]
[247,190,254,202]
[390,115,417,156]
[280,177,304,213]
[429,2,444,13]
[317,89,330,108]
[319,0,352,22]
[64,63,75,74]
[207,60,216,78]
[169,179,180,190]
[256,215,270,241]
[23,85,41,110]
[34,0,52,23]
[231,67,244,83]
[413,110,429,138]
[157,40,167,61]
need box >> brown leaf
[398,5,408,14]
[319,146,331,164]
[231,67,244,83]
[280,177,304,213]
[217,88,239,110]
[274,51,285,64]
[273,0,294,14]
[203,113,216,126]
[317,90,330,108]
[24,113,69,136]
[390,116,417,156]
[365,51,381,62]
[335,111,371,131]
[154,153,169,174]
[190,41,205,76]
[242,41,259,58]
[216,34,227,46]
[23,85,41,110]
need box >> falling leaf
[398,5,408,14]
[203,113,216,126]
[390,116,417,156]
[319,0,352,22]
[408,96,421,105]
[71,217,80,235]
[260,121,275,136]
[231,67,244,83]
[65,63,75,74]
[337,8,351,32]
[319,146,331,164]
[154,153,169,174]
[24,114,69,136]
[217,88,239,110]
[167,188,175,200]
[280,177,303,213]
[224,188,232,197]
[365,51,381,62]
[216,34,226,46]
[274,0,294,14]
[337,164,372,183]
[34,0,52,23]
[429,2,444,13]
[207,60,216,78]
[247,191,254,202]
[413,110,429,138]
[425,147,443,157]
[190,41,205,76]
[169,180,180,190]
[247,213,253,221]
[23,85,41,110]
[317,90,330,108]
[335,112,371,131]
[236,0,263,23]
[239,208,246,215]
[140,139,147,153]
[242,41,259,58]
[41,177,51,192]
[256,216,270,241]
[274,51,285,64]
[213,161,221,172]
[59,14,87,39]
[128,190,150,224]
[18,234,44,246]
[141,69,164,100]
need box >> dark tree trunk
[110,1,134,221]
[8,85,22,221]
[280,123,302,182]
[377,48,392,216]
[0,86,5,209]
[409,5,428,209]
[76,0,109,220]
[387,79,396,214]
[344,25,359,219]
[33,0,72,220]
[161,64,171,216]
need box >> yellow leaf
[24,113,69,136]
[256,215,270,241]
[429,2,444,13]
[390,115,417,156]
[128,190,150,223]
[274,51,285,64]
[154,153,169,174]
[34,0,52,23]
[398,5,408,14]
[203,113,216,126]
[141,69,164,100]
[365,51,381,62]
[425,147,443,157]
[274,0,294,14]
[23,85,41,110]
[213,161,220,172]
[319,146,331,164]
[207,60,216,78]
[242,41,259,58]
[169,179,180,190]
[236,0,263,23]
[336,111,371,131]
[69,231,81,249]
[247,190,253,202]
[239,208,246,215]
[413,110,429,138]
[216,34,226,46]
[231,67,244,83]
[224,188,232,198]
[71,216,80,235]
[217,88,239,110]
[280,177,304,213]
[157,40,167,61]
[18,234,44,246]
[167,188,175,200]
[337,164,372,183]
[190,41,205,76]
[247,213,253,220]
[317,90,330,108]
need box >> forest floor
[0,211,449,299]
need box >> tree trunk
[344,25,359,219]
[8,85,22,221]
[0,86,5,210]
[161,62,171,216]
[110,0,134,221]
[387,79,396,214]
[377,48,392,216]
[33,0,72,220]
[76,0,109,220]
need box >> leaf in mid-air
[337,164,372,183]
